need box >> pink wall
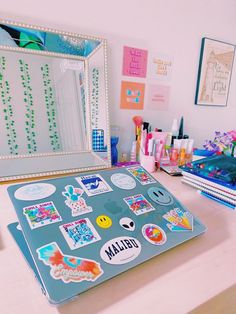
[1,0,236,154]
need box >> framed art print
[195,37,235,106]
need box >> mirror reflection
[0,20,110,181]
[0,49,87,155]
[0,24,100,57]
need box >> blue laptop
[8,165,206,304]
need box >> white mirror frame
[0,19,111,182]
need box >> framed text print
[195,38,235,107]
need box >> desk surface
[1,171,236,314]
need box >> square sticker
[76,174,112,196]
[120,81,145,110]
[122,46,148,78]
[59,218,101,250]
[23,201,62,229]
[124,194,155,216]
[147,84,170,111]
[126,166,156,185]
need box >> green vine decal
[41,64,61,151]
[91,67,99,128]
[0,56,18,154]
[19,59,37,153]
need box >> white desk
[1,171,236,314]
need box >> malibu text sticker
[163,208,193,232]
[23,201,62,229]
[59,218,101,250]
[37,242,103,283]
[100,236,141,264]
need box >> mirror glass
[0,20,110,181]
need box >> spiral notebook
[182,171,236,198]
[182,175,236,207]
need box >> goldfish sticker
[37,242,103,283]
[23,201,62,229]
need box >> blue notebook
[7,166,206,304]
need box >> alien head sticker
[147,187,174,206]
[119,217,135,231]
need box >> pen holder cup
[140,155,156,173]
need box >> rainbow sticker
[163,208,193,232]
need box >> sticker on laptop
[76,174,113,196]
[14,183,56,201]
[100,236,141,265]
[124,194,155,216]
[126,166,156,185]
[110,173,136,190]
[23,201,62,229]
[119,217,135,231]
[62,185,92,217]
[59,218,101,250]
[147,187,174,206]
[163,208,193,232]
[142,224,167,245]
[96,215,112,229]
[37,242,103,283]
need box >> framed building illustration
[195,37,235,106]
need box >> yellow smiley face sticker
[96,215,112,229]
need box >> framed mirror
[0,19,111,182]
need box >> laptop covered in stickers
[7,166,206,304]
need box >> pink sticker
[122,46,148,78]
[147,84,170,111]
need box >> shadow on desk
[190,284,236,314]
[57,206,230,314]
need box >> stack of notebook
[181,155,236,209]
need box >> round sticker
[119,217,135,231]
[100,236,141,264]
[111,173,136,190]
[147,187,174,206]
[14,183,56,201]
[142,224,167,245]
[96,215,112,229]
